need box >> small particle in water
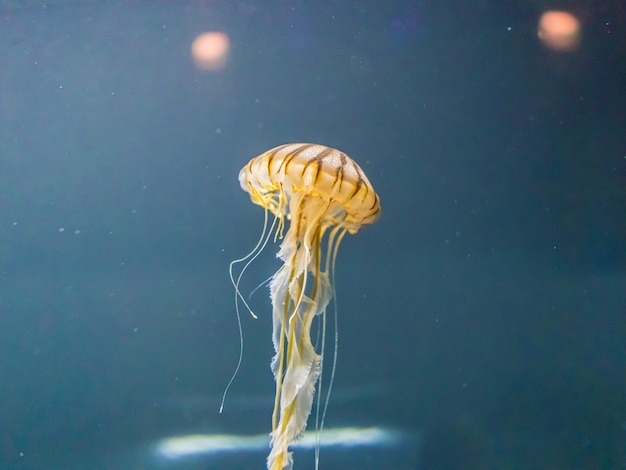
[58,227,65,232]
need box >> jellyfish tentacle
[220,208,279,414]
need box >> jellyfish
[234,143,380,470]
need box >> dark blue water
[1,1,625,469]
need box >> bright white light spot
[155,427,405,460]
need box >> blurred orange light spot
[191,32,230,70]
[538,11,581,52]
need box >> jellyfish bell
[241,144,379,232]
[233,143,380,470]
